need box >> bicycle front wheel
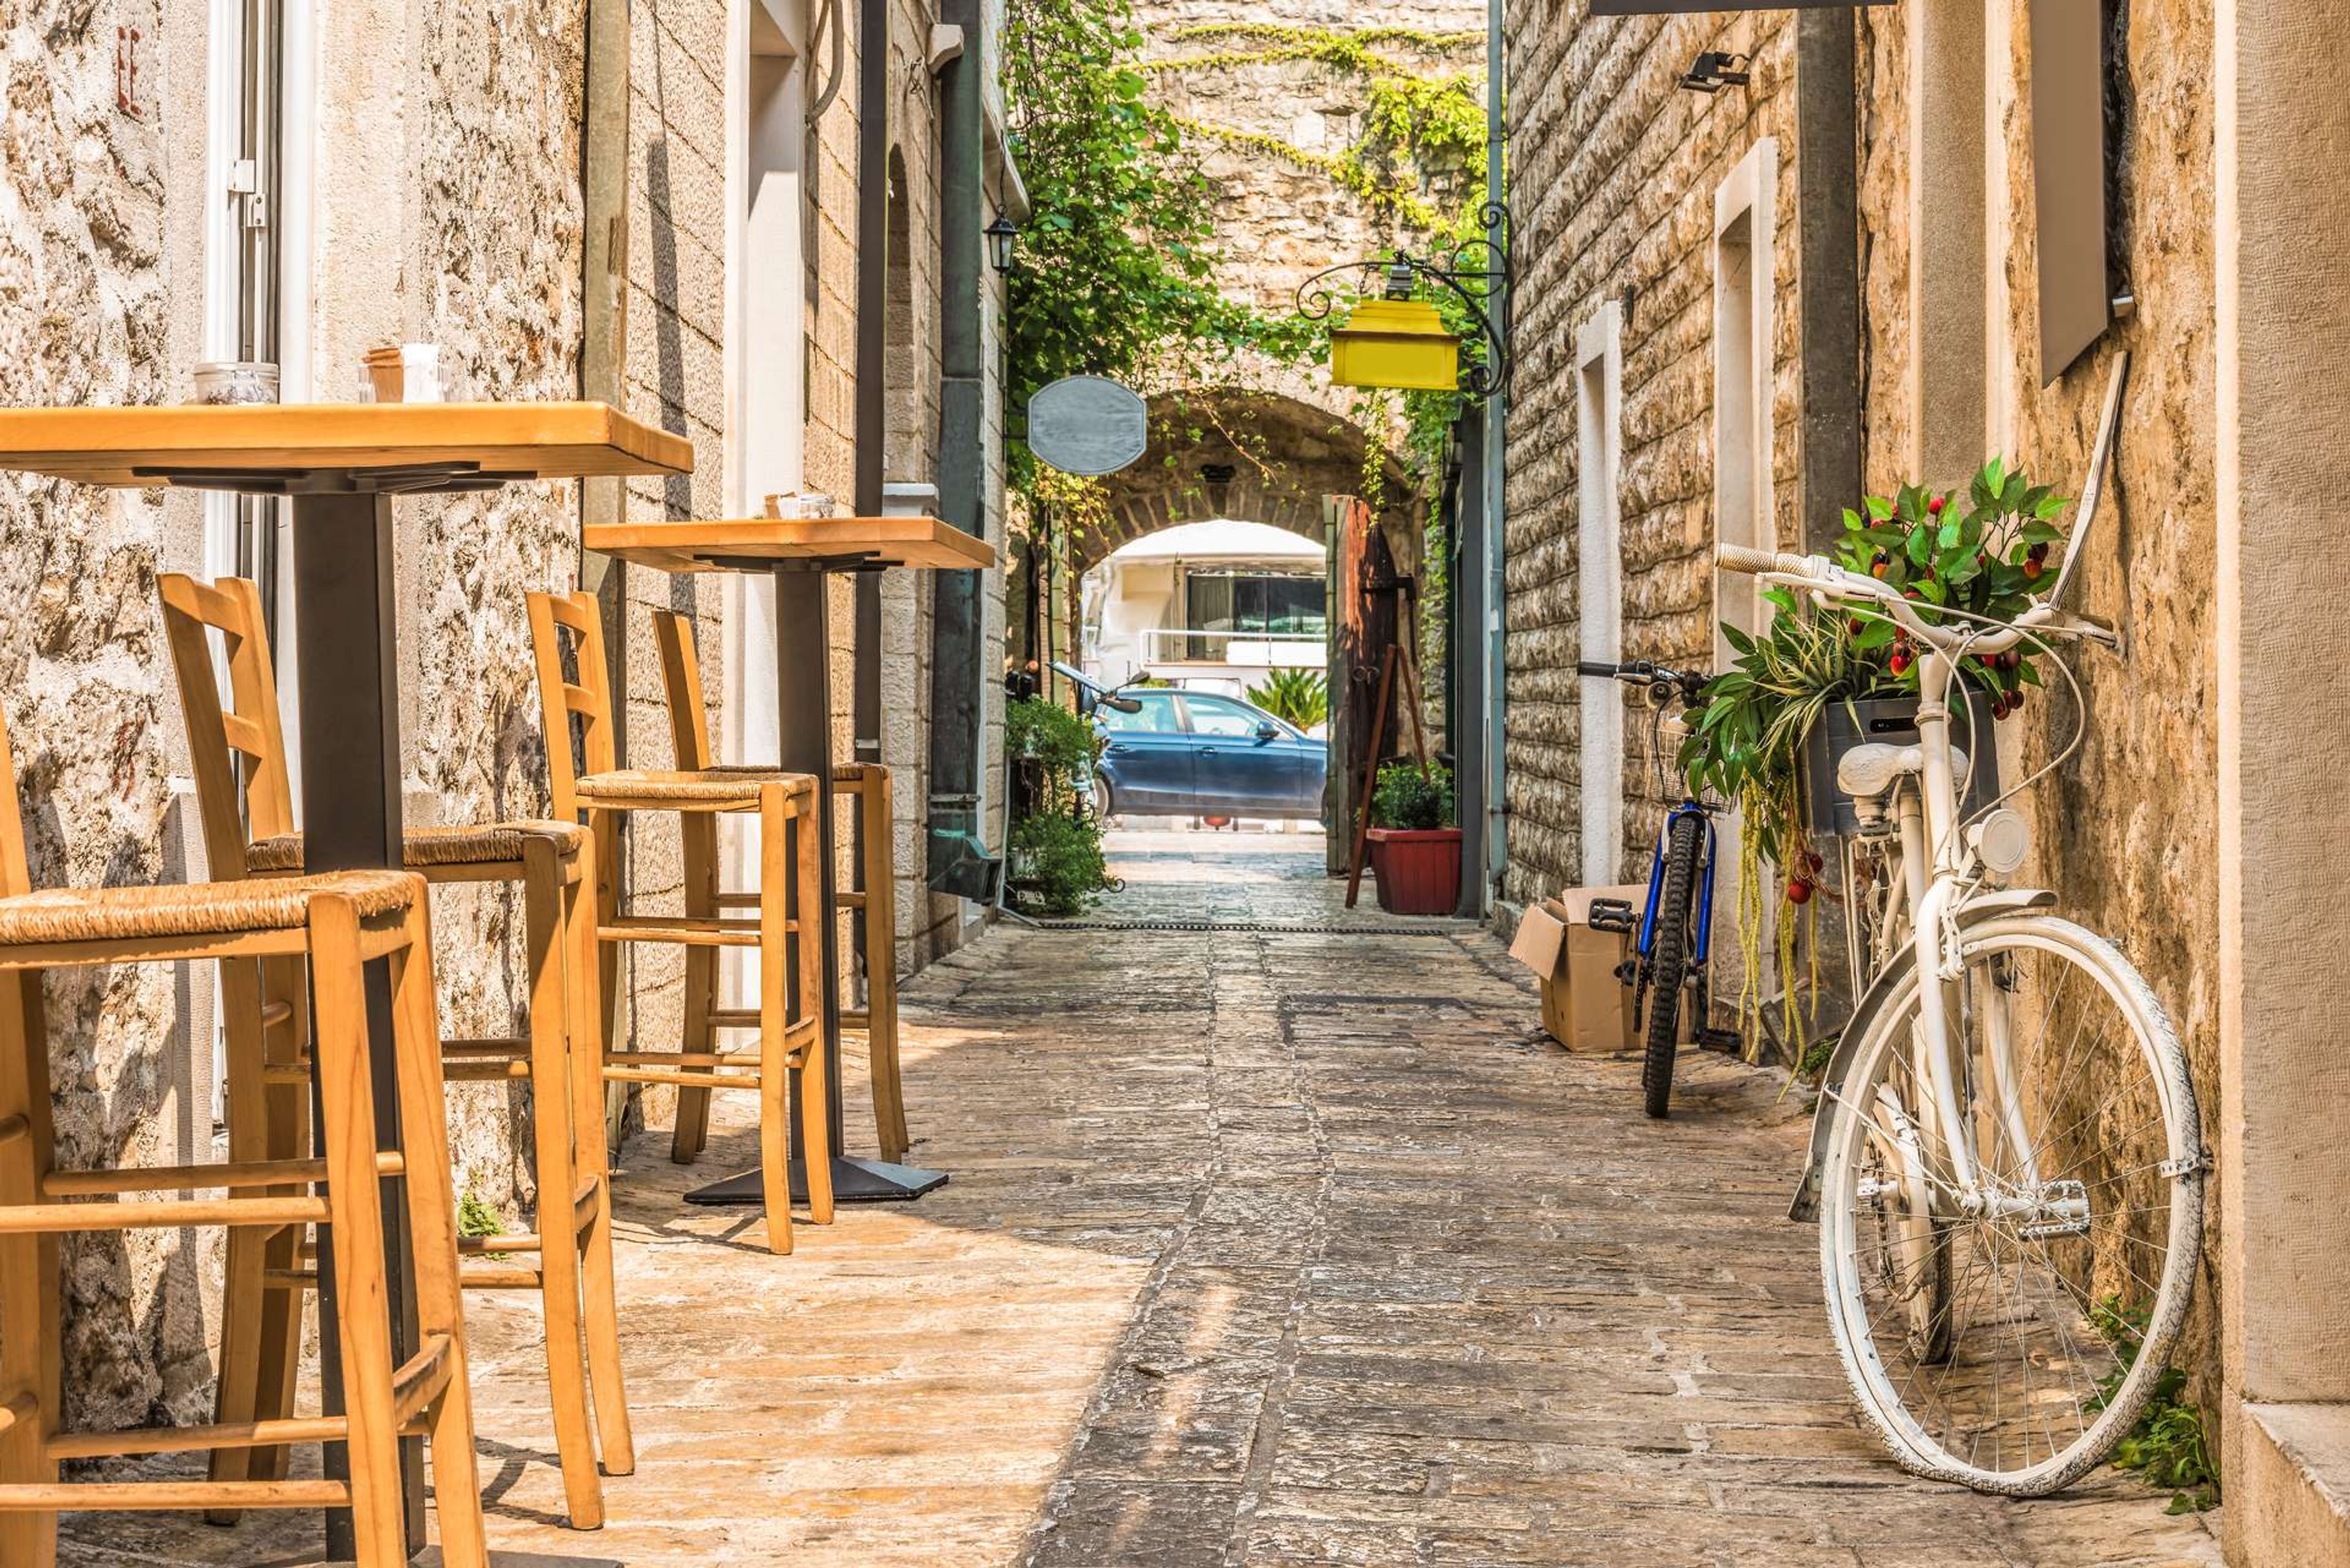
[1639,812,1707,1119]
[1819,914,2202,1495]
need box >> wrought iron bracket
[1294,202,1513,400]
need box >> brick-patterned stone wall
[1501,7,1804,908]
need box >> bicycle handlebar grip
[1577,660,1619,678]
[1715,542,1806,577]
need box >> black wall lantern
[985,214,1019,277]
[1679,51,1750,93]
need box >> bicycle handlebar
[1710,542,2118,654]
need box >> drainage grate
[1021,918,1465,936]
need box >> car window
[1183,695,1275,737]
[1099,691,1181,734]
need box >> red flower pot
[1366,827,1461,915]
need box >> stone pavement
[59,832,2219,1566]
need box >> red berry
[1805,849,1825,873]
[1928,496,1946,516]
[1848,617,1865,635]
[1786,879,1815,906]
[1903,587,1922,600]
[1889,651,1913,676]
[2007,689,2024,714]
[2028,540,2050,562]
[2022,558,2045,581]
[1997,650,2021,673]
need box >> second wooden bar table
[0,401,690,1561]
[584,513,996,1204]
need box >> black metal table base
[684,1156,949,1205]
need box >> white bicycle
[1718,515,2204,1495]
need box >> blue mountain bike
[1578,659,1741,1117]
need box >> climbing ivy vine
[1002,0,1317,501]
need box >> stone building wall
[1499,7,1804,908]
[1854,0,2222,1386]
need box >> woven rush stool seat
[0,870,415,947]
[245,820,590,873]
[0,703,488,1568]
[650,610,910,1165]
[529,589,829,1254]
[159,572,629,1533]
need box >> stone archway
[1077,387,1417,572]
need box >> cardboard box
[1512,884,1646,1053]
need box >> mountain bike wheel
[1819,914,2202,1495]
[1639,812,1706,1119]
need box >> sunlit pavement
[61,832,2218,1565]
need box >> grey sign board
[1028,375,1149,476]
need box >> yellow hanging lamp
[1304,251,1511,401]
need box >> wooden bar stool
[0,706,487,1568]
[157,574,628,1530]
[649,609,908,1163]
[526,591,829,1253]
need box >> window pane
[1101,692,1181,733]
[1184,696,1262,737]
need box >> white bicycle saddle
[1836,741,1968,800]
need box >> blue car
[1091,687,1327,821]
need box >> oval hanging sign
[1027,375,1148,477]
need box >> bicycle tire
[1640,812,1706,1119]
[1819,914,2202,1495]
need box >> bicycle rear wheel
[1639,812,1706,1119]
[1819,914,2202,1494]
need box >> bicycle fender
[1785,886,2056,1223]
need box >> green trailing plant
[1245,669,1329,730]
[1677,458,2073,1053]
[1370,761,1454,831]
[2091,1296,2219,1514]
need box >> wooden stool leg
[0,969,59,1568]
[565,844,634,1474]
[592,811,626,1159]
[521,843,602,1529]
[671,815,718,1164]
[793,793,834,1226]
[307,899,406,1568]
[248,952,311,1486]
[206,956,272,1518]
[755,788,795,1255]
[389,902,487,1568]
[861,771,908,1163]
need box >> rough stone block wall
[1501,6,1802,908]
[1855,0,2221,1391]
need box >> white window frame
[1711,137,1778,678]
[1575,299,1624,887]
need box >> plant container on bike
[1367,826,1461,914]
[1802,684,2002,835]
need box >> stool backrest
[156,574,296,879]
[0,702,26,898]
[526,591,618,821]
[649,610,715,771]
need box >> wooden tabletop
[584,515,999,573]
[0,401,693,487]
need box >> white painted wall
[1575,300,1624,886]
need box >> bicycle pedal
[1587,898,1636,935]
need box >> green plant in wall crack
[457,1189,504,1241]
[2090,1295,2219,1514]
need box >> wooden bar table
[583,513,995,1204]
[0,401,690,1561]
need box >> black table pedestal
[289,488,426,1560]
[684,559,946,1206]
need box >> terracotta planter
[1367,826,1461,915]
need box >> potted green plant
[1676,459,2070,1031]
[1366,760,1459,915]
[1005,696,1114,915]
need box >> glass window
[1183,572,1327,639]
[1099,691,1181,734]
[1183,695,1272,737]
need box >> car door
[1095,690,1192,810]
[1179,693,1301,815]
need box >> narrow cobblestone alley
[62,831,2220,1566]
